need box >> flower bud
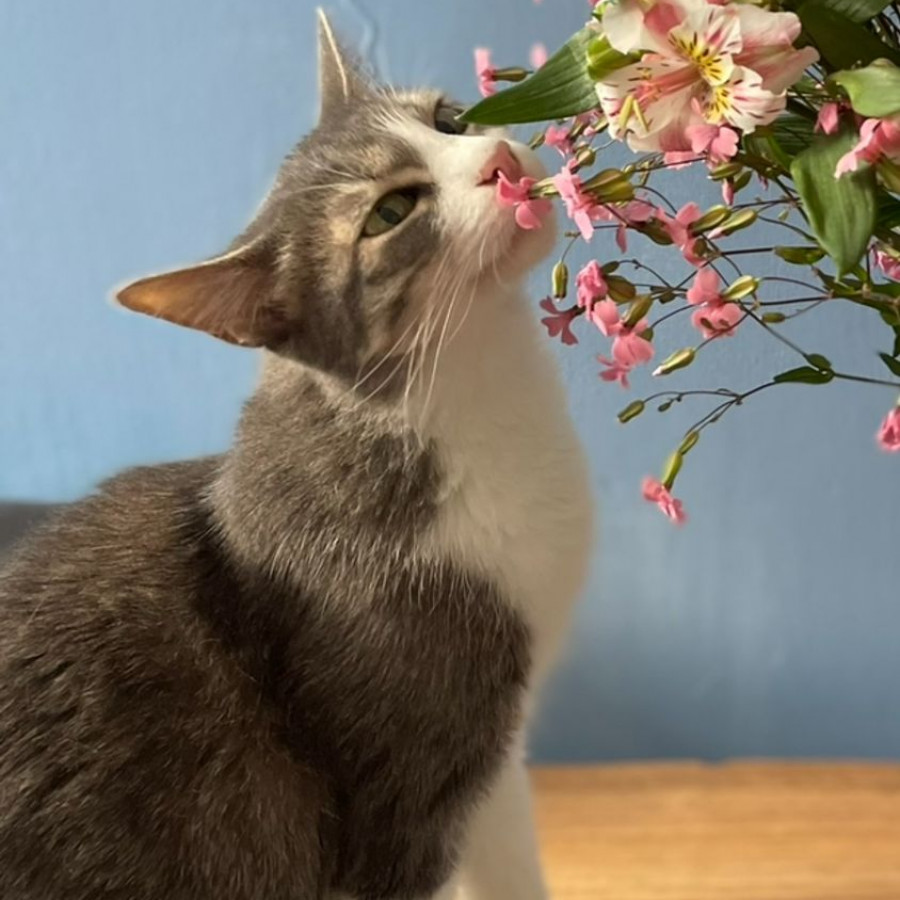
[617,400,645,424]
[722,275,760,301]
[528,131,546,150]
[714,208,758,236]
[639,219,675,246]
[775,246,825,265]
[552,262,569,299]
[691,205,731,234]
[623,294,653,328]
[573,145,597,169]
[661,450,683,490]
[653,348,695,377]
[678,431,700,455]
[762,311,786,323]
[492,67,529,83]
[606,275,637,303]
[602,261,620,275]
[709,162,743,181]
[733,170,753,192]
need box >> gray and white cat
[0,14,592,900]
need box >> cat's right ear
[115,239,287,348]
[316,9,371,121]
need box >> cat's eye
[434,104,469,136]
[363,188,419,238]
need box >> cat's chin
[489,211,558,280]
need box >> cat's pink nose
[478,140,524,185]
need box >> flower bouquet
[464,0,900,522]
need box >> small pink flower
[590,299,624,337]
[687,268,741,338]
[496,172,552,230]
[722,179,735,206]
[836,115,900,176]
[544,124,574,157]
[598,355,631,388]
[642,476,687,525]
[612,322,654,367]
[658,202,704,267]
[877,407,900,452]
[816,102,841,135]
[539,298,579,345]
[530,43,549,70]
[552,166,600,241]
[475,48,497,98]
[663,150,699,169]
[686,124,739,164]
[874,247,900,281]
[575,261,608,313]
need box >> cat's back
[0,459,327,900]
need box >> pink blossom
[593,199,657,252]
[612,322,654,367]
[686,268,742,338]
[575,261,608,312]
[496,172,552,230]
[594,0,808,153]
[474,48,497,98]
[874,247,900,281]
[722,179,735,205]
[816,102,841,136]
[836,116,900,176]
[663,150,700,169]
[598,355,632,388]
[658,202,704,266]
[877,407,900,452]
[539,298,579,345]
[552,166,601,241]
[686,123,739,163]
[530,43,549,70]
[544,125,574,157]
[642,476,687,524]
[590,299,624,337]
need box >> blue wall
[2,0,898,761]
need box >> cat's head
[117,11,555,385]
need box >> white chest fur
[414,286,594,684]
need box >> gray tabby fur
[0,14,534,900]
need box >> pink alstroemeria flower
[474,48,497,98]
[687,123,739,162]
[816,102,841,136]
[686,267,742,338]
[658,202,705,266]
[539,298,579,346]
[836,116,900,176]
[590,299,624,337]
[544,125,574,157]
[575,261,608,313]
[595,0,815,152]
[877,407,900,452]
[552,166,602,241]
[496,172,553,230]
[612,322,654,367]
[598,355,632,388]
[642,476,687,524]
[874,247,900,281]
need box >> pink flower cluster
[836,116,900,177]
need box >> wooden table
[532,762,900,900]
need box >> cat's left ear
[115,238,286,348]
[317,8,371,121]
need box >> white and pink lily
[594,0,818,153]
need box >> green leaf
[877,192,900,230]
[830,60,900,117]
[800,0,892,23]
[879,352,900,376]
[791,129,877,274]
[798,2,900,69]
[773,366,836,385]
[461,28,601,125]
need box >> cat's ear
[316,9,370,121]
[115,239,286,348]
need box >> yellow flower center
[670,33,729,86]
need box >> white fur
[395,115,594,899]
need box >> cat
[0,12,592,900]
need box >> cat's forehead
[288,87,443,184]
